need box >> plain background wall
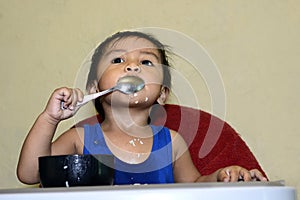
[0,0,299,195]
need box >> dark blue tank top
[83,124,174,185]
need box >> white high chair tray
[0,181,297,200]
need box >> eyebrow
[104,49,126,57]
[140,50,160,61]
[104,49,160,61]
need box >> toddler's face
[95,37,166,106]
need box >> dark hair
[86,31,172,116]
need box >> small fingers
[55,87,71,110]
[60,88,84,110]
[217,168,230,182]
[218,168,239,182]
[250,169,268,182]
[219,166,260,182]
[239,169,252,182]
[226,167,245,182]
[68,88,84,110]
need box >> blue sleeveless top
[83,124,174,185]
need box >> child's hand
[217,166,268,182]
[43,87,84,124]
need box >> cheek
[97,65,122,91]
[96,62,113,89]
[98,72,118,91]
[142,71,164,86]
[96,62,107,80]
[152,67,164,84]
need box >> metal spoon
[76,76,145,107]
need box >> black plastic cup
[39,154,114,187]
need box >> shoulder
[169,129,185,143]
[157,127,184,143]
[168,129,189,160]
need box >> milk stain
[65,181,69,187]
[129,93,148,104]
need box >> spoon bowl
[114,76,145,94]
[76,76,145,107]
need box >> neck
[101,104,152,138]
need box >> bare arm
[171,130,202,182]
[16,87,84,184]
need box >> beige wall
[0,0,299,195]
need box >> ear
[87,80,99,94]
[156,86,169,105]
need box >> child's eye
[112,57,124,64]
[141,60,154,66]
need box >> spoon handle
[77,87,114,106]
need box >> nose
[125,65,141,73]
